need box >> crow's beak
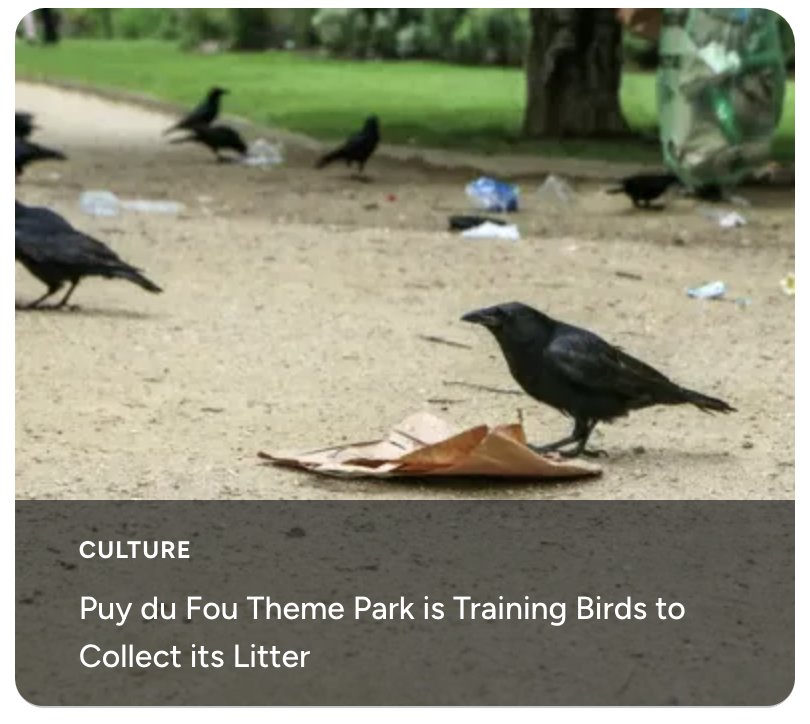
[461,308,500,328]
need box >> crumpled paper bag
[259,412,602,480]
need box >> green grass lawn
[16,40,795,163]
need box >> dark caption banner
[16,502,793,706]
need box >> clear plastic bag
[658,9,787,188]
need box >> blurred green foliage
[50,8,799,71]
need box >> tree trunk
[523,9,629,139]
[37,9,60,45]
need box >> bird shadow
[15,302,158,321]
[604,447,734,467]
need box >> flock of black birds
[161,86,382,172]
[14,86,736,458]
[13,86,382,311]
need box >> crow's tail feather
[31,147,66,162]
[606,187,625,195]
[115,267,163,294]
[315,148,343,170]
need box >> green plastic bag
[658,8,786,188]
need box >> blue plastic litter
[466,177,520,213]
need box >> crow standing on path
[461,302,736,458]
[15,202,162,310]
[16,111,36,140]
[315,115,380,175]
[164,87,229,136]
[171,124,248,162]
[606,172,681,209]
[15,136,67,177]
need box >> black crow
[315,115,380,174]
[170,123,248,162]
[164,87,229,136]
[461,302,736,458]
[16,111,36,139]
[449,216,508,232]
[15,204,162,309]
[15,137,67,177]
[606,172,681,209]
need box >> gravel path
[15,82,795,500]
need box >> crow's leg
[529,418,591,455]
[23,284,60,310]
[54,280,80,309]
[559,420,608,459]
[353,164,372,183]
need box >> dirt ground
[14,82,795,501]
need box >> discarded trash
[688,281,727,300]
[122,200,184,214]
[241,139,285,168]
[728,195,751,207]
[462,222,520,241]
[699,207,746,228]
[259,412,602,480]
[466,177,519,213]
[781,273,795,297]
[80,190,184,217]
[449,215,507,232]
[537,175,574,204]
[387,194,397,203]
[79,190,121,217]
[718,212,746,228]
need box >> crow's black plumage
[164,87,228,136]
[15,202,162,309]
[15,136,67,176]
[315,115,380,174]
[606,172,681,209]
[16,111,36,139]
[691,184,727,202]
[170,123,248,162]
[461,302,736,457]
[15,200,73,231]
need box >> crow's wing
[544,330,676,398]
[16,227,126,268]
[183,102,210,126]
[16,137,65,163]
[16,204,74,232]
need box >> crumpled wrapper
[259,412,602,481]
